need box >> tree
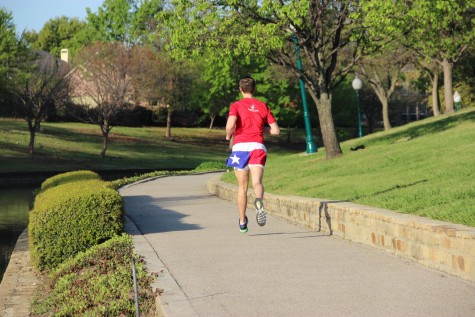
[361,0,475,114]
[29,16,87,58]
[130,0,164,46]
[129,46,170,105]
[128,45,198,138]
[358,47,413,130]
[198,53,270,130]
[12,51,70,154]
[161,0,371,158]
[84,0,163,46]
[72,42,135,157]
[0,8,19,109]
[452,48,475,107]
[160,59,199,138]
[415,60,442,116]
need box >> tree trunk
[101,135,108,158]
[165,107,172,139]
[431,71,441,116]
[28,127,36,155]
[287,125,292,143]
[208,113,216,131]
[311,92,342,158]
[381,97,392,131]
[100,121,110,158]
[441,58,454,114]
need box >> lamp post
[453,91,461,112]
[352,74,363,138]
[293,36,317,154]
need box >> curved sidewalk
[121,172,475,317]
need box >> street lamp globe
[352,74,363,91]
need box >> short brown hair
[239,76,256,93]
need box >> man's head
[239,76,256,94]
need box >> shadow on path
[124,195,202,234]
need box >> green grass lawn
[0,120,302,173]
[222,108,475,227]
[2,109,474,227]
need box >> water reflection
[0,187,34,283]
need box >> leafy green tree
[160,0,371,158]
[84,0,163,45]
[0,8,20,109]
[358,47,414,130]
[361,0,475,114]
[197,53,269,130]
[29,16,87,57]
[130,0,164,45]
[453,48,475,108]
[253,65,302,143]
[414,60,442,116]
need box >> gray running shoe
[254,198,266,226]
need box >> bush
[194,161,227,171]
[40,170,101,192]
[109,162,226,190]
[29,177,124,271]
[31,234,157,317]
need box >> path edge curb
[124,215,198,317]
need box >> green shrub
[40,170,101,192]
[194,161,227,171]
[109,162,225,190]
[108,170,176,190]
[29,179,124,271]
[31,234,157,317]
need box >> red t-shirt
[228,98,276,145]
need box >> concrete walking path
[121,173,475,317]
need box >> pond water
[0,186,35,283]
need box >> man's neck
[242,92,253,99]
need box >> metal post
[132,258,141,317]
[356,90,363,138]
[293,36,317,154]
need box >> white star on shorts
[230,154,240,164]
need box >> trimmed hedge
[29,173,124,271]
[31,234,157,316]
[39,170,101,192]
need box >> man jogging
[225,76,280,233]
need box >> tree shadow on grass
[367,110,475,145]
[348,179,429,201]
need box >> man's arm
[264,122,280,135]
[226,115,237,140]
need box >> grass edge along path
[222,108,475,228]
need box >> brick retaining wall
[207,176,475,282]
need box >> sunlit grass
[0,120,301,172]
[223,108,475,227]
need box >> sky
[1,0,104,33]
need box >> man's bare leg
[250,166,266,226]
[250,165,264,199]
[234,168,249,223]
